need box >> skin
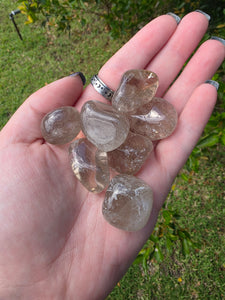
[0,12,224,300]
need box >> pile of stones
[41,70,177,231]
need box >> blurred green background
[0,0,224,299]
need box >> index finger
[76,14,178,109]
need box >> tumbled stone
[41,106,80,144]
[102,174,153,231]
[107,132,153,175]
[112,69,159,114]
[80,100,130,152]
[129,97,178,141]
[69,138,110,193]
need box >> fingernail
[167,12,181,25]
[195,10,211,21]
[205,80,219,91]
[69,72,86,85]
[210,36,225,47]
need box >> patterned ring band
[91,74,114,101]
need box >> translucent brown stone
[40,69,177,231]
[107,131,153,175]
[112,69,159,114]
[129,97,178,141]
[102,174,153,231]
[41,106,81,144]
[69,138,110,193]
[80,100,130,152]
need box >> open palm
[0,12,224,299]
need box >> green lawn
[1,1,225,299]
[0,0,124,128]
[108,147,225,299]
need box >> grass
[108,147,225,299]
[1,1,225,299]
[0,0,124,128]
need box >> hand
[0,12,224,300]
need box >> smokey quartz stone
[129,97,178,140]
[102,174,153,231]
[69,138,110,193]
[40,69,180,231]
[80,100,130,152]
[107,131,153,175]
[41,106,81,144]
[112,69,159,114]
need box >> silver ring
[91,75,114,101]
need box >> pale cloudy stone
[107,131,153,175]
[112,69,159,113]
[129,97,178,140]
[80,100,130,152]
[102,174,153,231]
[41,70,178,232]
[69,138,110,193]
[41,106,80,144]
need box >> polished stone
[80,100,130,152]
[112,69,159,113]
[129,97,178,140]
[69,138,110,193]
[102,174,153,231]
[41,106,80,144]
[107,131,153,175]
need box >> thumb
[0,73,85,146]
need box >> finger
[76,14,178,109]
[165,39,225,114]
[157,83,218,181]
[136,83,218,213]
[0,75,84,146]
[99,14,178,88]
[147,11,209,96]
